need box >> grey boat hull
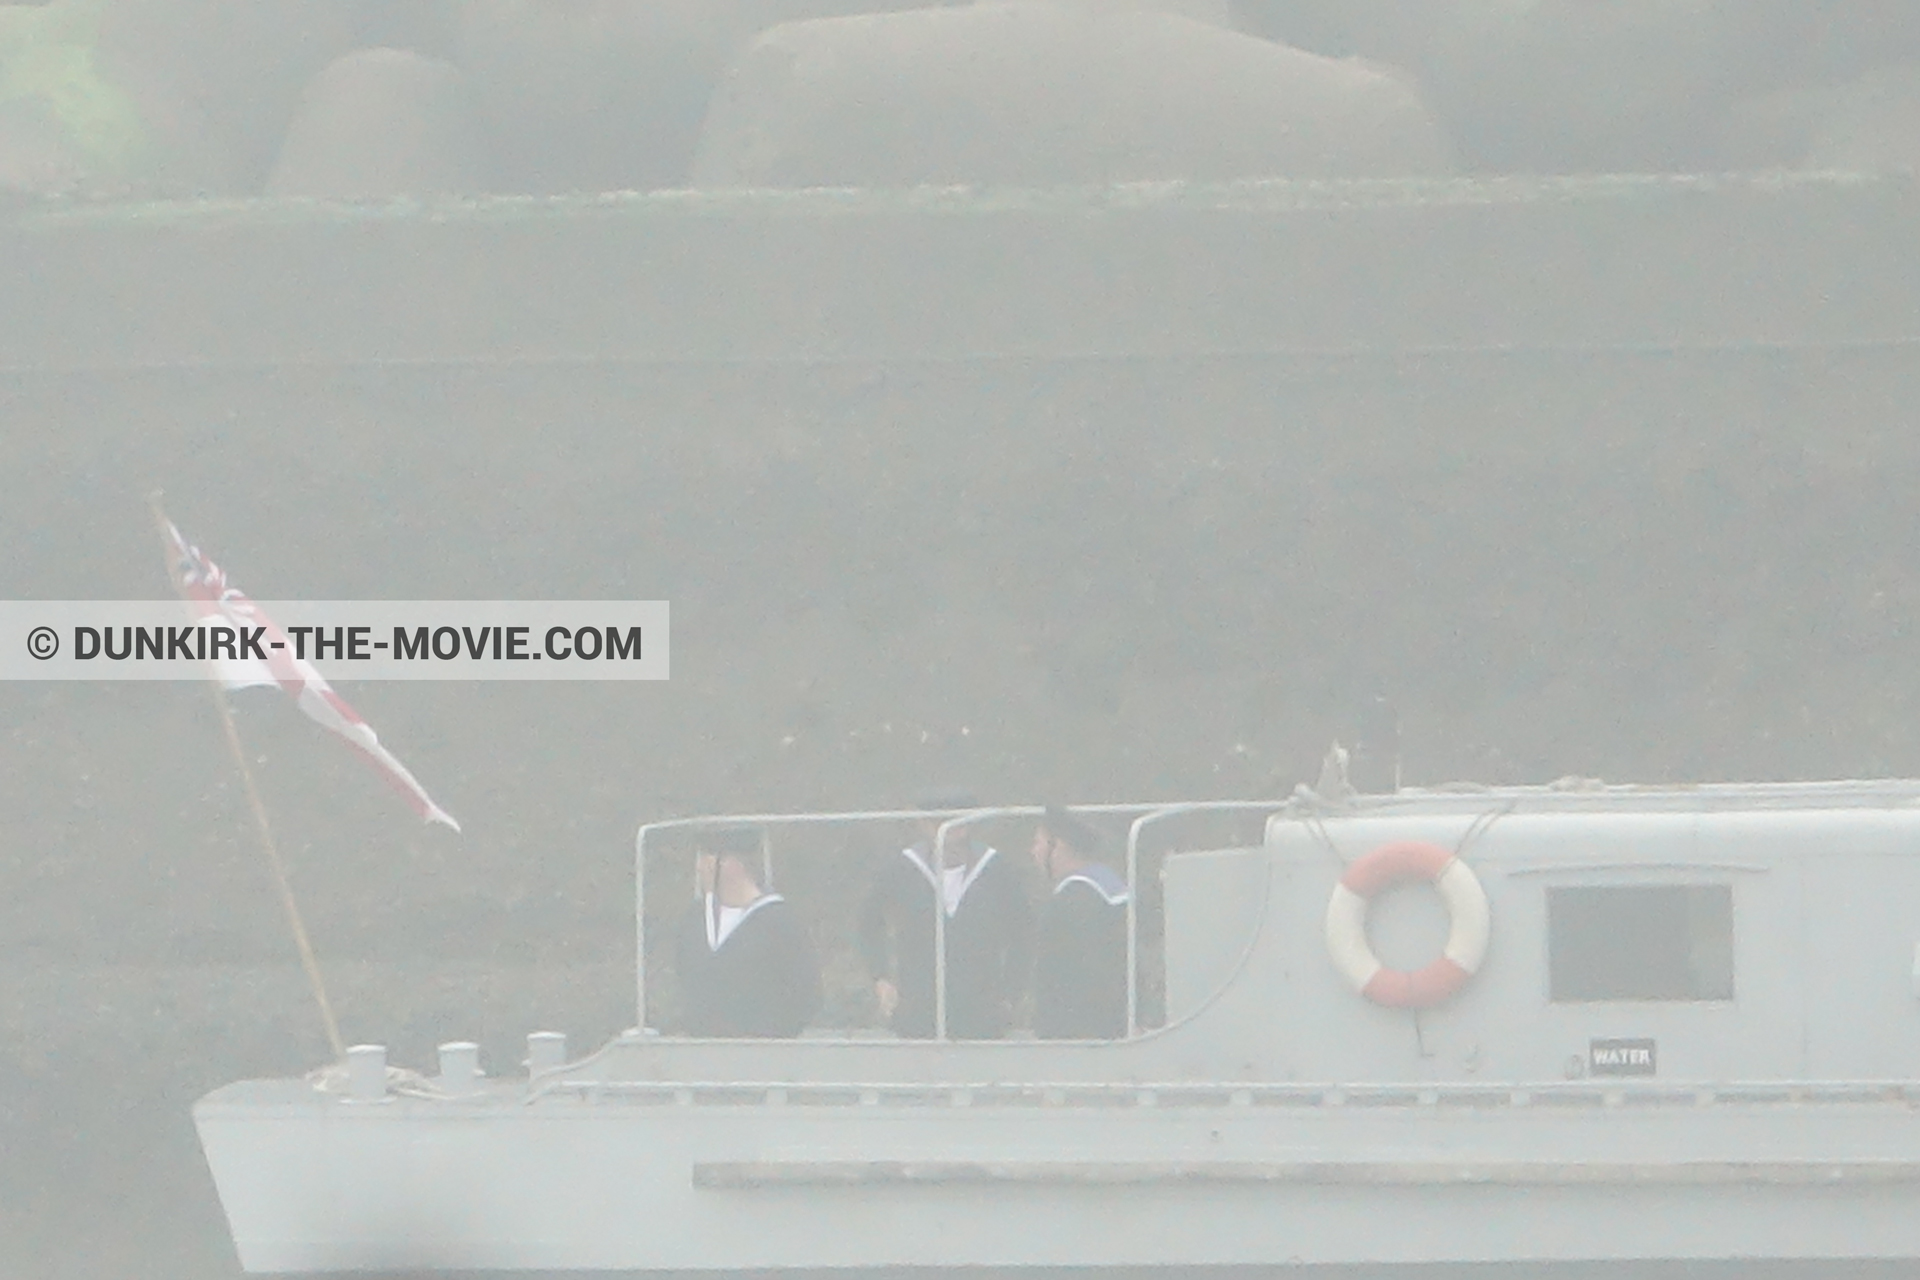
[195,1078,1920,1273]
[196,785,1920,1272]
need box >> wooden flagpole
[149,493,345,1061]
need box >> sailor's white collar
[1053,869,1131,906]
[704,891,784,950]
[901,844,999,916]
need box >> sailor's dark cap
[1040,804,1100,855]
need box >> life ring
[1324,840,1490,1009]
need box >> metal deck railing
[633,801,1295,1039]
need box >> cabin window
[1547,885,1734,1002]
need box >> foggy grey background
[3,0,1920,1276]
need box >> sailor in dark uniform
[676,825,822,1038]
[856,792,1033,1039]
[1030,805,1130,1040]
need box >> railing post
[933,818,954,1041]
[1125,815,1147,1039]
[635,824,653,1033]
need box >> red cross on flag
[165,520,460,832]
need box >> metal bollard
[438,1041,482,1094]
[346,1044,387,1102]
[527,1031,567,1077]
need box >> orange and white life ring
[1324,840,1490,1009]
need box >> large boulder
[0,97,87,200]
[346,0,460,62]
[1766,1,1920,89]
[92,0,363,191]
[692,1,1455,189]
[1229,0,1446,67]
[1809,64,1920,172]
[1398,0,1920,174]
[1044,0,1238,25]
[1724,62,1920,173]
[3,0,468,199]
[454,0,754,193]
[744,0,1236,23]
[1273,0,1920,176]
[266,48,484,199]
[740,0,961,20]
[0,0,250,198]
[1411,1,1761,173]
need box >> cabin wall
[1797,832,1920,1078]
[1159,846,1271,1027]
[1164,809,1920,1082]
